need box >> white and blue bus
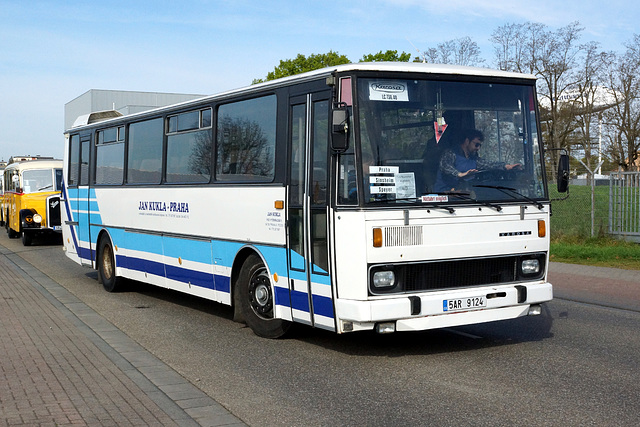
[62,63,568,338]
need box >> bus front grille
[368,254,546,295]
[47,196,62,227]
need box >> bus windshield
[22,169,57,193]
[342,77,546,206]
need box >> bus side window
[216,95,276,182]
[337,152,357,204]
[127,118,163,184]
[68,134,80,186]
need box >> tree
[603,34,640,171]
[359,50,412,62]
[572,42,613,178]
[420,37,484,66]
[491,23,533,73]
[533,22,585,165]
[253,51,350,83]
[492,22,586,174]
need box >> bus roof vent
[72,110,123,128]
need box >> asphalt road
[4,233,640,426]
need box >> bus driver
[433,129,522,192]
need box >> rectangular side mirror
[557,153,569,193]
[331,104,349,152]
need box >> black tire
[238,254,290,338]
[21,231,32,246]
[98,237,121,292]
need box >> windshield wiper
[431,191,503,212]
[370,196,456,213]
[38,184,53,191]
[473,185,543,210]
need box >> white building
[64,89,205,131]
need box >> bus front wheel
[98,237,121,292]
[238,254,290,338]
[21,231,32,246]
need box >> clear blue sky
[1,0,638,161]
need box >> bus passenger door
[287,93,335,331]
[78,135,93,265]
[64,133,92,266]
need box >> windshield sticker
[422,195,449,203]
[434,117,448,143]
[369,165,398,195]
[395,173,416,198]
[367,167,416,198]
[369,165,399,174]
[369,82,409,102]
[369,175,395,185]
[370,185,396,195]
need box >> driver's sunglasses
[474,143,482,148]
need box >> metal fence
[548,162,611,239]
[609,172,640,242]
[548,166,640,241]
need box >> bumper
[23,226,63,234]
[335,282,553,333]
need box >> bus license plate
[443,296,486,312]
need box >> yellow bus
[0,161,5,226]
[3,159,63,246]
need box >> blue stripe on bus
[118,254,231,293]
[274,286,291,308]
[165,264,215,289]
[214,274,230,293]
[120,255,166,277]
[291,289,311,312]
[79,246,93,261]
[312,294,334,318]
[80,227,332,319]
[275,289,333,319]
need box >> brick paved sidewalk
[0,248,246,427]
[549,262,640,312]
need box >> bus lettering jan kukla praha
[62,62,569,338]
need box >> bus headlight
[372,270,395,289]
[521,258,540,275]
[33,214,43,224]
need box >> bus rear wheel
[7,222,18,239]
[238,254,290,338]
[98,237,121,292]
